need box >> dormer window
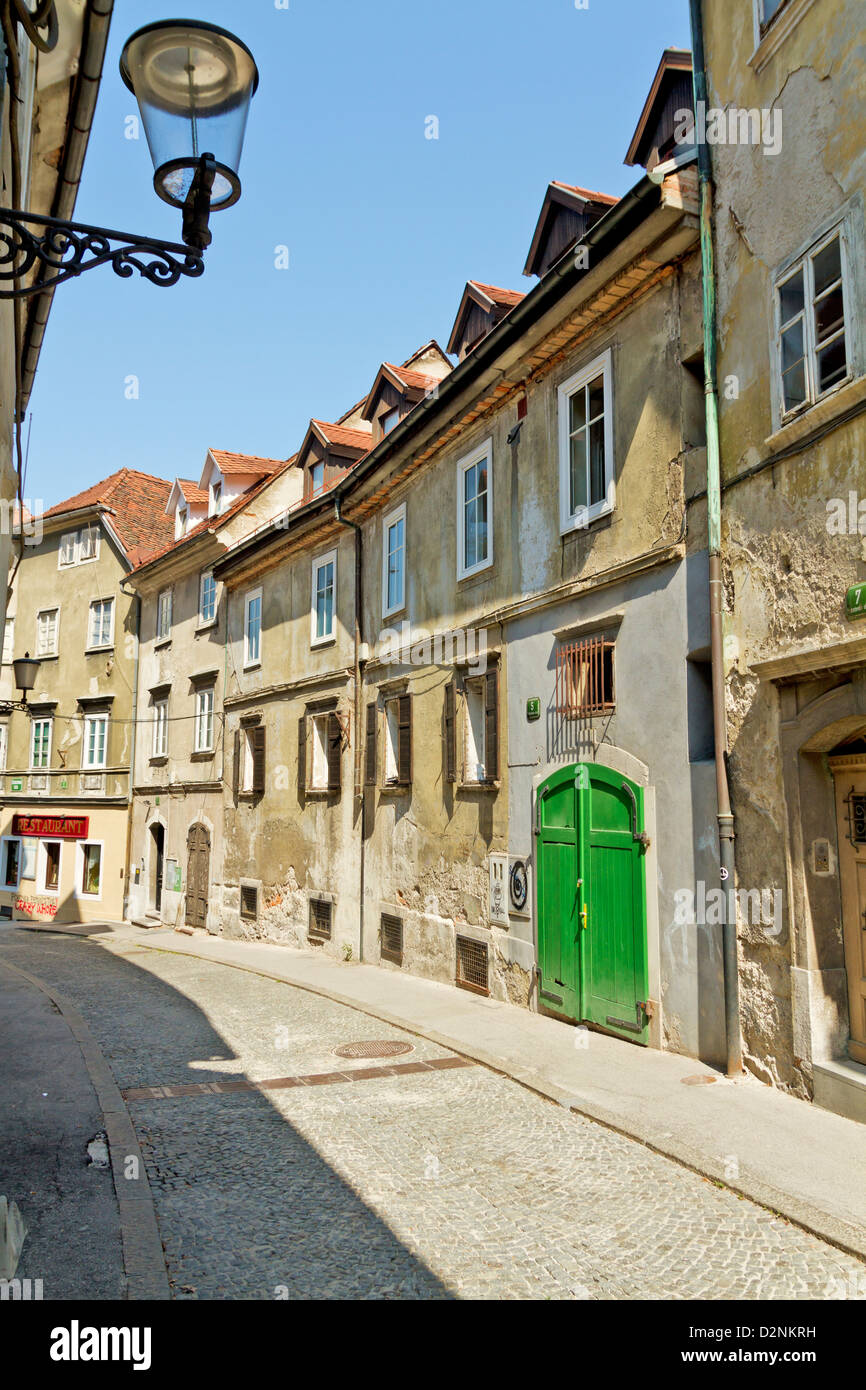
[381,407,400,436]
[176,505,188,538]
[310,461,325,496]
[210,481,222,517]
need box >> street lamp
[0,17,258,297]
[0,653,41,714]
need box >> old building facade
[699,0,866,1115]
[0,470,172,923]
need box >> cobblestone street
[3,928,864,1301]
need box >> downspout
[689,0,742,1076]
[334,495,365,962]
[119,575,139,922]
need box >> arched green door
[536,762,650,1042]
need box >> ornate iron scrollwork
[0,209,205,298]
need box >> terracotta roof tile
[383,362,442,392]
[311,419,373,451]
[550,181,620,206]
[40,468,174,565]
[177,479,208,506]
[209,449,284,476]
[468,280,526,307]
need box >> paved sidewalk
[21,919,866,1264]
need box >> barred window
[555,636,615,718]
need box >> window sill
[459,779,500,792]
[196,620,217,634]
[380,781,411,795]
[749,0,817,73]
[457,562,493,587]
[304,786,337,797]
[190,749,214,762]
[382,604,406,623]
[766,373,866,455]
[310,636,337,650]
[84,646,114,657]
[35,652,58,661]
[243,661,262,673]
[560,502,615,538]
[149,755,168,767]
[154,637,172,651]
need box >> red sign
[11,814,89,840]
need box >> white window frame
[82,713,109,770]
[152,698,168,758]
[0,722,7,771]
[58,532,78,568]
[1,836,22,891]
[311,549,337,647]
[36,607,59,657]
[199,570,217,627]
[463,676,487,784]
[77,525,100,564]
[156,588,173,643]
[773,221,853,426]
[38,839,62,896]
[558,348,615,535]
[2,616,13,665]
[244,587,262,669]
[241,725,257,793]
[77,840,104,900]
[176,505,188,539]
[194,686,215,753]
[210,478,223,516]
[87,597,115,651]
[30,717,52,771]
[383,697,400,785]
[309,712,331,790]
[381,502,406,618]
[456,438,493,581]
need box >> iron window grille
[456,934,490,996]
[309,897,332,941]
[240,884,258,921]
[555,635,615,719]
[843,787,866,847]
[380,913,404,966]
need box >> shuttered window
[305,710,342,792]
[444,680,456,783]
[384,694,412,786]
[364,702,377,785]
[240,723,266,794]
[462,667,499,784]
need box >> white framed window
[30,717,51,770]
[176,505,188,539]
[244,587,262,668]
[88,598,114,650]
[156,588,172,642]
[152,698,168,758]
[36,607,59,657]
[38,840,61,895]
[310,712,330,790]
[757,0,788,32]
[78,841,103,898]
[199,570,216,626]
[311,550,337,646]
[19,838,37,881]
[456,440,493,579]
[558,349,614,534]
[775,225,851,421]
[463,677,487,784]
[382,503,406,617]
[383,698,400,784]
[210,480,222,516]
[0,723,7,771]
[82,714,108,769]
[381,406,400,435]
[58,532,77,568]
[194,686,215,753]
[77,525,99,563]
[1,837,21,890]
[310,461,325,496]
[2,616,13,664]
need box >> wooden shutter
[252,725,266,794]
[444,680,456,783]
[484,667,499,782]
[364,701,377,786]
[327,712,342,790]
[297,715,307,795]
[397,693,412,786]
[232,730,240,795]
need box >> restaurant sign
[11,814,89,840]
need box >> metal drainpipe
[119,577,139,922]
[334,496,365,962]
[689,0,742,1076]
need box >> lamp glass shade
[120,20,258,209]
[13,654,39,696]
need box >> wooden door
[832,761,866,1064]
[535,766,582,1021]
[185,823,211,930]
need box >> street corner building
[0,470,175,924]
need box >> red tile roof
[310,419,373,451]
[40,468,174,566]
[383,362,442,393]
[209,449,284,476]
[550,182,620,205]
[468,280,526,308]
[177,479,208,507]
[129,454,299,576]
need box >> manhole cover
[333,1040,415,1060]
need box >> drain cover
[333,1040,414,1060]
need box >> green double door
[535,762,650,1042]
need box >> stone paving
[3,927,865,1300]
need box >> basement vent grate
[380,913,403,966]
[309,897,332,941]
[456,935,490,996]
[333,1040,414,1060]
[240,885,258,921]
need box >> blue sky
[28,0,690,510]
